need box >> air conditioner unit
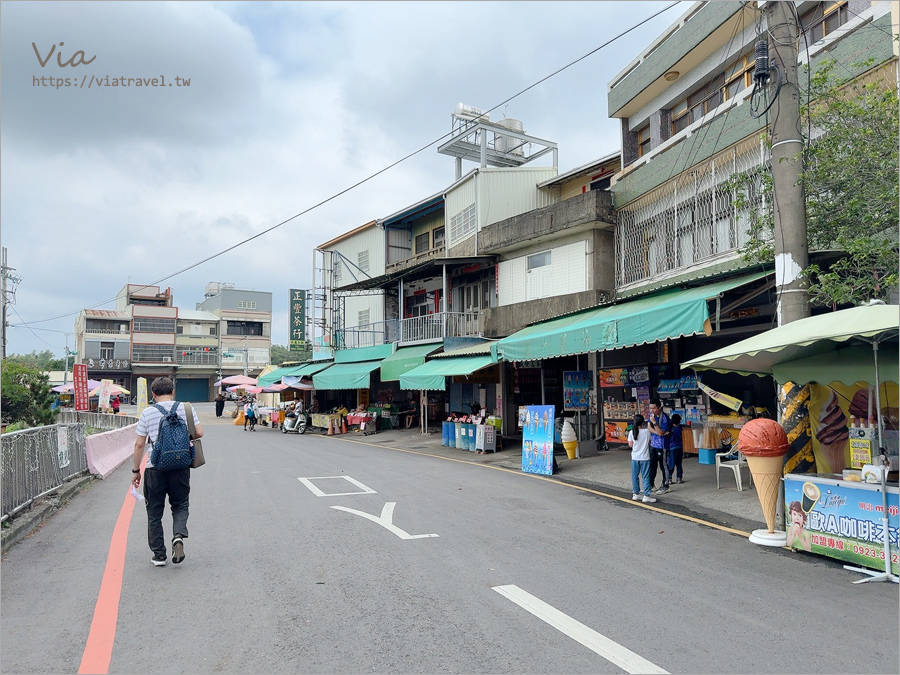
[163,357,172,362]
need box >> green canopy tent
[683,303,899,584]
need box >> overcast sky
[1,0,685,358]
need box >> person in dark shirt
[667,413,684,484]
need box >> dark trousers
[215,400,225,417]
[649,447,670,488]
[143,467,190,556]
[668,446,684,480]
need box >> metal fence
[57,411,139,429]
[1,424,89,520]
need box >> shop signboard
[563,371,591,411]
[522,405,554,476]
[849,438,873,469]
[784,475,899,575]
[73,363,89,411]
[289,289,308,352]
[605,421,629,444]
[599,366,651,388]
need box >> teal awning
[257,366,298,387]
[313,360,383,390]
[497,272,769,362]
[334,343,395,363]
[380,344,442,382]
[400,355,496,391]
[283,361,332,379]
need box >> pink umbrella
[89,383,130,397]
[226,384,255,393]
[216,375,257,387]
[52,379,103,393]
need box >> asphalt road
[2,404,898,674]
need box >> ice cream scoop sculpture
[816,390,849,473]
[738,418,790,538]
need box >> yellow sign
[136,378,148,414]
[849,438,872,469]
[698,381,742,412]
[357,388,369,409]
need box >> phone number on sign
[852,543,899,563]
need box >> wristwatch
[132,469,140,474]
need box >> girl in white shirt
[628,414,656,503]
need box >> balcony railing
[335,312,481,349]
[384,245,446,274]
[84,328,130,335]
[176,352,219,366]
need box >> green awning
[400,355,496,391]
[257,366,298,387]
[683,304,899,385]
[313,360,383,390]
[283,361,332,379]
[334,343,395,363]
[497,272,769,362]
[380,344,442,382]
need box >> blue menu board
[522,405,555,475]
[563,371,591,411]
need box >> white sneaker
[642,496,657,503]
[632,494,640,500]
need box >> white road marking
[297,475,377,497]
[492,585,668,674]
[331,502,439,540]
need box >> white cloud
[1,0,683,355]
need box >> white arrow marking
[331,502,439,540]
[492,585,668,674]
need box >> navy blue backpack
[150,403,194,471]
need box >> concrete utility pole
[1,247,23,360]
[767,1,810,326]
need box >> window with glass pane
[415,232,430,253]
[527,251,551,270]
[433,227,445,249]
[637,125,651,157]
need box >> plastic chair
[715,442,753,491]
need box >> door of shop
[175,378,209,402]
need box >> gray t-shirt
[136,401,200,468]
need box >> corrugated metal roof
[177,309,220,321]
[537,152,621,188]
[615,260,768,300]
[432,341,497,358]
[84,309,129,318]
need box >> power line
[13,1,683,330]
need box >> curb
[1,474,96,555]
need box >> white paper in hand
[131,485,145,502]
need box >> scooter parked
[281,409,308,434]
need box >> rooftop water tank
[494,118,525,155]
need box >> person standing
[131,377,203,566]
[628,414,655,503]
[647,398,671,494]
[245,397,258,431]
[215,393,225,418]
[111,396,120,414]
[667,413,685,484]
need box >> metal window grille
[132,318,176,333]
[132,345,175,362]
[616,135,769,287]
[358,250,370,272]
[358,309,370,327]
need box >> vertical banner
[136,377,149,415]
[73,363,89,411]
[563,371,591,411]
[522,405,555,476]
[98,379,113,411]
[289,289,308,352]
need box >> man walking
[647,398,671,494]
[131,377,203,566]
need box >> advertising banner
[785,476,899,575]
[289,289,308,352]
[605,420,629,443]
[522,405,554,476]
[563,371,591,411]
[98,379,114,411]
[73,363,89,411]
[136,377,149,415]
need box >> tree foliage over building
[6,349,67,372]
[1,360,58,426]
[270,343,310,366]
[735,59,899,307]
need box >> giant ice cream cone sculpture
[739,418,790,534]
[816,391,849,473]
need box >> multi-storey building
[195,282,273,381]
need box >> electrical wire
[8,305,64,350]
[13,0,683,331]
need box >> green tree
[6,349,67,371]
[1,360,58,426]
[269,343,311,365]
[735,59,899,307]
